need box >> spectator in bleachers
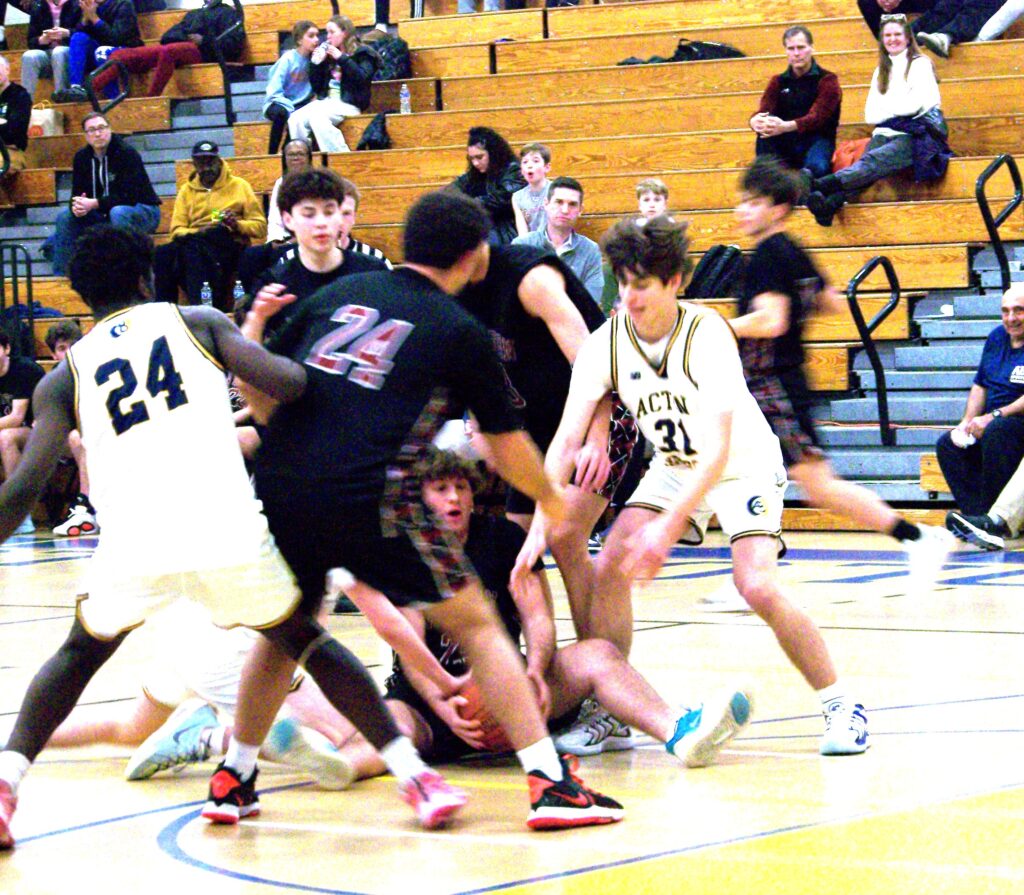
[913,0,1008,57]
[338,178,393,269]
[635,177,669,222]
[978,0,1024,39]
[512,142,551,238]
[20,0,81,101]
[0,55,30,204]
[288,15,380,154]
[0,329,45,534]
[805,15,948,227]
[451,126,525,245]
[51,0,142,103]
[154,139,266,308]
[750,26,841,183]
[90,0,244,99]
[513,176,603,303]
[263,19,318,155]
[946,457,1023,551]
[51,111,161,276]
[936,283,1024,538]
[858,0,935,37]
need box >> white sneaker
[666,690,753,768]
[820,700,869,755]
[125,700,216,780]
[554,698,634,756]
[697,580,751,613]
[262,718,355,791]
[53,504,99,537]
[903,524,955,596]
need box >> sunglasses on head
[880,13,908,22]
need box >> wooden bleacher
[920,454,950,494]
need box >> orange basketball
[456,680,513,753]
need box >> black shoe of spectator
[806,191,844,227]
[52,85,88,104]
[332,595,360,614]
[945,511,1010,551]
[813,174,843,196]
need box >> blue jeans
[68,33,122,96]
[52,204,161,276]
[756,132,835,179]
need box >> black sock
[890,519,921,542]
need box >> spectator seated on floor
[750,25,842,184]
[51,111,161,277]
[154,139,266,310]
[91,0,243,99]
[0,55,30,206]
[51,0,142,103]
[451,126,526,246]
[263,19,317,155]
[937,283,1024,542]
[287,15,380,154]
[805,15,950,227]
[20,0,81,102]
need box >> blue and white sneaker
[124,700,217,780]
[820,700,869,755]
[262,718,355,790]
[666,690,753,768]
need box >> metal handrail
[0,243,35,361]
[846,255,901,447]
[85,58,131,115]
[975,153,1023,293]
[214,0,247,126]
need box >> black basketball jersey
[457,244,606,446]
[257,268,521,498]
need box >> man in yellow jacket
[154,140,267,309]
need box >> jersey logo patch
[747,496,766,516]
[630,371,641,379]
[110,321,128,338]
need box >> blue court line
[0,614,74,627]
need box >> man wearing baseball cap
[154,139,266,309]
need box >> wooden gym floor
[1,529,1023,894]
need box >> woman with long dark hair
[451,127,526,245]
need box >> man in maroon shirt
[750,26,842,182]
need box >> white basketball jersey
[68,303,268,571]
[574,302,782,479]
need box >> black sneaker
[945,511,1009,551]
[526,756,624,830]
[52,85,88,104]
[202,763,260,824]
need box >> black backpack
[684,245,745,299]
[371,35,411,82]
[356,111,392,151]
[671,39,745,62]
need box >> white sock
[516,737,563,781]
[374,22,388,31]
[0,751,31,797]
[206,726,227,757]
[223,739,260,779]
[817,682,845,708]
[379,736,428,784]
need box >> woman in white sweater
[806,15,943,226]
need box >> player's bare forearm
[484,430,558,507]
[730,292,790,339]
[517,571,557,679]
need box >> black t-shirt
[0,356,45,423]
[253,247,387,339]
[386,513,531,683]
[457,244,605,447]
[257,268,521,497]
[738,231,825,399]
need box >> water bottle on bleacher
[399,83,411,115]
[200,281,213,308]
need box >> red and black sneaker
[202,763,260,824]
[0,780,16,849]
[526,756,624,830]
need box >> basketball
[456,680,513,753]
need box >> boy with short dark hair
[513,142,552,237]
[731,158,953,585]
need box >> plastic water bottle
[200,281,213,307]
[399,83,411,115]
[233,280,246,308]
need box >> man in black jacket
[91,0,243,98]
[52,0,141,103]
[50,111,161,275]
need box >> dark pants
[755,132,835,179]
[911,0,1005,42]
[265,96,312,155]
[857,0,935,36]
[935,416,1024,515]
[154,227,243,310]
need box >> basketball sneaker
[666,690,753,768]
[53,501,99,537]
[0,780,16,850]
[124,700,217,780]
[820,700,869,756]
[903,524,955,596]
[554,698,634,756]
[946,511,1009,552]
[399,770,468,829]
[526,756,624,831]
[262,718,355,791]
[202,763,260,824]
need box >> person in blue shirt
[263,20,318,154]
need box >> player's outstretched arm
[0,368,76,541]
[518,263,591,364]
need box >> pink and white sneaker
[399,770,467,829]
[0,780,17,850]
